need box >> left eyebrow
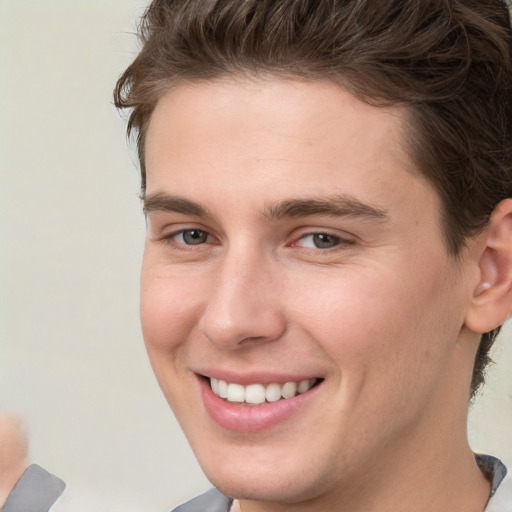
[263,195,389,222]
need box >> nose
[198,248,287,349]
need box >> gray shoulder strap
[2,464,66,512]
[171,488,232,512]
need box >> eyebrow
[142,192,211,217]
[263,195,389,222]
[142,192,389,223]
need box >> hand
[0,412,29,507]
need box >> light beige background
[0,1,510,510]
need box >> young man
[113,0,512,511]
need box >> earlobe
[465,198,512,334]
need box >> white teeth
[281,381,297,399]
[265,383,282,402]
[227,383,245,402]
[209,377,317,404]
[298,379,313,394]
[245,384,266,404]
[217,379,228,399]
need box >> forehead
[145,78,411,176]
[144,78,436,226]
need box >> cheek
[139,259,209,406]
[140,283,188,352]
[291,257,461,392]
[290,264,412,346]
[139,264,203,413]
[140,258,206,353]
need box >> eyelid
[158,225,219,247]
[147,214,209,232]
[153,223,356,252]
[288,231,357,255]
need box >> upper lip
[196,369,323,386]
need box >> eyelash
[291,232,354,250]
[162,229,217,248]
[161,228,354,252]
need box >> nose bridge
[199,241,285,348]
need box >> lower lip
[200,378,322,432]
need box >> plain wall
[0,1,510,510]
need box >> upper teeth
[210,378,316,405]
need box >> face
[141,79,476,506]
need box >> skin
[141,78,500,512]
[0,413,29,507]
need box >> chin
[197,448,329,504]
[209,472,315,504]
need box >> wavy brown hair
[114,0,512,398]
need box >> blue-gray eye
[181,229,209,245]
[311,233,340,248]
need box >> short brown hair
[114,0,512,397]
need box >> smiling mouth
[208,377,322,405]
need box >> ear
[465,198,512,333]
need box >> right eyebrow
[142,192,210,218]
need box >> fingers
[0,412,30,507]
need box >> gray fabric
[475,454,508,498]
[2,464,66,512]
[171,488,232,512]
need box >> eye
[174,229,211,245]
[295,232,347,249]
